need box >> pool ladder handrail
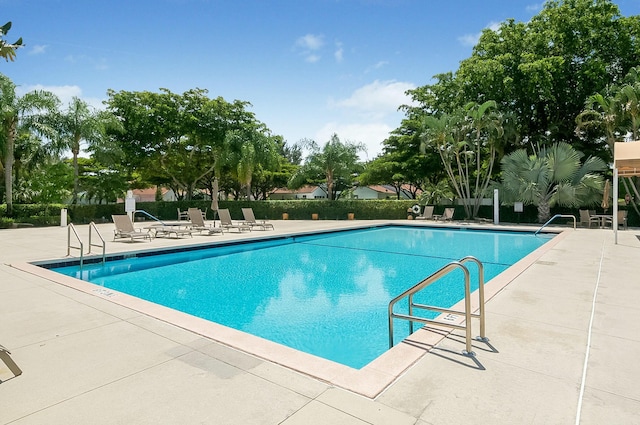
[67,222,107,270]
[388,256,486,356]
[534,214,576,236]
[66,223,84,269]
[88,221,106,264]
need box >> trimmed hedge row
[0,200,637,227]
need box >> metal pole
[462,266,473,355]
[614,167,619,244]
[493,189,499,225]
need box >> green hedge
[1,200,638,227]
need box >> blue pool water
[48,225,552,369]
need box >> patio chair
[415,205,434,220]
[187,208,222,235]
[0,344,22,378]
[111,215,152,242]
[435,207,455,222]
[242,207,274,230]
[579,209,599,228]
[177,208,189,221]
[188,207,207,220]
[618,210,628,230]
[218,208,251,233]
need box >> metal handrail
[388,256,487,356]
[88,221,106,264]
[460,256,486,339]
[534,214,576,236]
[66,223,84,270]
[134,209,166,225]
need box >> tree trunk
[3,121,16,215]
[537,200,551,223]
[326,172,334,201]
[72,148,79,204]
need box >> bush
[0,217,14,228]
[2,200,638,227]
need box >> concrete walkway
[0,220,638,424]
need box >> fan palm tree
[497,142,606,223]
[0,74,58,214]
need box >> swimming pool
[44,225,553,369]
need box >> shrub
[0,217,14,228]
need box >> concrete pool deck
[0,219,638,424]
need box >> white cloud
[458,33,479,47]
[314,122,393,161]
[332,79,416,120]
[488,22,501,32]
[296,34,324,51]
[313,80,418,159]
[16,84,104,110]
[458,21,501,47]
[295,33,325,63]
[29,44,47,55]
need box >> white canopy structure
[613,141,640,243]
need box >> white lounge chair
[0,344,22,378]
[415,205,435,220]
[434,207,455,222]
[151,224,193,239]
[188,207,207,220]
[242,207,274,230]
[187,209,222,235]
[218,208,251,232]
[112,215,152,242]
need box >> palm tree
[619,67,640,140]
[420,101,503,218]
[0,74,58,214]
[0,22,22,62]
[289,134,365,200]
[224,127,280,200]
[576,68,640,219]
[51,97,121,204]
[497,142,606,223]
[575,92,623,151]
[13,129,52,201]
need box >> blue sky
[2,0,639,159]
